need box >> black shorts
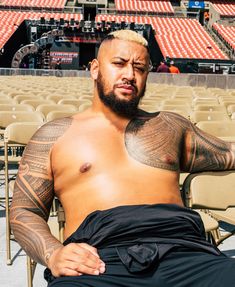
[48,246,235,287]
[45,204,234,286]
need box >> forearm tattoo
[125,111,235,173]
[10,118,72,265]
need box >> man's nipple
[80,162,92,173]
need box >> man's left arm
[181,123,235,173]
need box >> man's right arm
[10,121,64,266]
[10,119,105,277]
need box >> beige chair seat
[211,208,235,225]
[196,210,219,233]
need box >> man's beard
[97,73,146,118]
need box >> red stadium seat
[115,0,174,14]
[0,11,82,49]
[211,0,235,17]
[0,0,67,9]
[212,23,235,51]
[95,14,228,60]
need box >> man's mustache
[114,81,138,93]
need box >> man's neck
[91,93,132,131]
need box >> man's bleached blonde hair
[107,29,148,47]
[99,29,149,53]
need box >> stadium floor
[1,181,235,287]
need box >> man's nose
[122,64,135,81]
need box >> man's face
[94,39,149,117]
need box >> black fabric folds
[45,204,221,281]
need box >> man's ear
[90,59,99,80]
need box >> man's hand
[47,243,106,277]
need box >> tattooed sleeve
[10,117,72,266]
[182,121,235,173]
[125,111,235,173]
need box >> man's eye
[113,62,124,66]
[135,66,145,73]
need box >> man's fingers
[58,266,82,277]
[74,264,102,275]
[78,243,100,258]
[48,243,106,277]
[72,244,105,267]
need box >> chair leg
[27,256,37,287]
[5,157,12,265]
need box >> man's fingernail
[99,266,105,273]
[94,270,99,275]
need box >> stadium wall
[0,68,234,90]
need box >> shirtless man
[10,30,235,287]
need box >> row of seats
[211,0,235,17]
[0,0,67,9]
[0,10,83,49]
[95,14,228,60]
[114,0,174,14]
[212,23,235,51]
[0,76,235,126]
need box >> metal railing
[96,7,199,19]
[0,5,83,14]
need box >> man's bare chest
[53,114,184,173]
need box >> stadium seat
[46,110,77,122]
[190,111,230,123]
[114,0,174,14]
[21,99,56,109]
[0,0,67,9]
[0,104,34,112]
[212,23,235,51]
[95,14,228,60]
[194,104,226,112]
[36,104,77,118]
[211,0,235,17]
[0,10,83,49]
[182,171,235,245]
[196,121,235,139]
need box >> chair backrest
[4,122,43,145]
[182,171,235,210]
[46,95,76,103]
[0,99,17,105]
[21,99,55,109]
[46,111,77,122]
[190,111,230,124]
[36,104,77,117]
[14,95,43,103]
[227,104,235,116]
[161,104,191,114]
[58,99,92,108]
[221,100,235,108]
[194,105,226,112]
[0,111,45,128]
[163,99,192,106]
[192,100,218,106]
[196,121,235,137]
[0,104,34,111]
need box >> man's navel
[80,162,92,173]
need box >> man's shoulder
[137,109,189,122]
[32,117,73,141]
[132,110,191,132]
